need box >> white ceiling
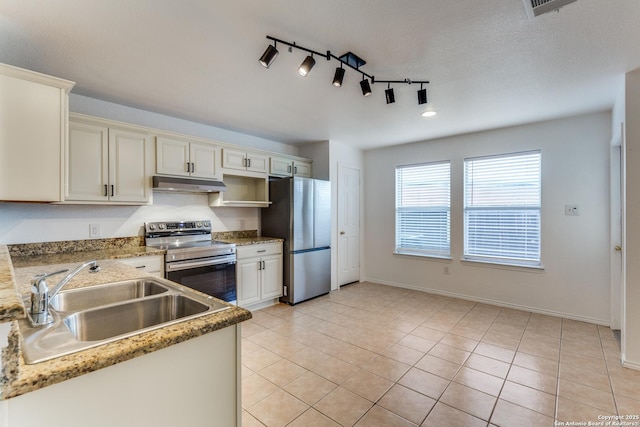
[1,0,639,150]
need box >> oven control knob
[158,224,166,230]
[196,221,202,227]
[204,221,210,227]
[148,224,156,230]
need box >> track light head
[298,55,316,77]
[385,84,395,104]
[417,87,428,105]
[360,78,372,97]
[259,43,279,68]
[333,66,345,87]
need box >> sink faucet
[29,260,101,326]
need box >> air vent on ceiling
[522,0,577,17]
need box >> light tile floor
[241,282,640,426]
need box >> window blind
[464,151,541,265]
[395,161,450,257]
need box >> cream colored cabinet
[222,148,268,173]
[209,172,270,207]
[293,160,312,177]
[0,63,74,202]
[269,156,312,177]
[119,255,164,278]
[156,137,218,179]
[236,243,282,307]
[66,121,150,204]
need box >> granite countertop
[0,247,251,400]
[9,246,165,269]
[0,246,25,323]
[219,236,284,246]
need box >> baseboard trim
[622,357,640,371]
[362,277,610,327]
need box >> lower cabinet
[118,255,164,278]
[0,326,241,427]
[236,243,282,308]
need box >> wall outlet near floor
[89,224,101,238]
[565,204,580,216]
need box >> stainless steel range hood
[152,176,226,193]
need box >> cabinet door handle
[247,158,251,168]
[294,166,298,174]
[104,184,108,197]
[186,162,191,173]
[258,260,262,270]
[191,162,195,173]
[288,165,292,173]
[111,185,115,197]
[243,158,247,168]
[261,260,265,270]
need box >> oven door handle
[166,256,236,271]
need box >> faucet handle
[31,269,69,292]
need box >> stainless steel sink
[50,279,169,312]
[18,277,231,364]
[64,295,208,341]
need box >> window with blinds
[463,151,541,266]
[395,161,450,257]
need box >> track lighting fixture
[260,35,430,109]
[417,83,427,105]
[360,76,372,97]
[385,83,395,104]
[333,65,345,87]
[259,42,279,68]
[298,54,315,77]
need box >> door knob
[340,231,345,235]
[615,246,622,251]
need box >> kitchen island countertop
[0,245,251,400]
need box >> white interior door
[611,139,624,330]
[337,164,361,286]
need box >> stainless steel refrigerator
[261,177,331,304]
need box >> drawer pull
[257,249,266,253]
[135,265,146,269]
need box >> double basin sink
[18,278,231,364]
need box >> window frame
[463,150,542,268]
[395,160,451,259]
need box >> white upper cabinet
[0,63,74,202]
[66,120,150,204]
[156,137,218,179]
[270,156,312,178]
[222,148,268,174]
[293,160,312,177]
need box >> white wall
[624,69,640,368]
[0,193,259,244]
[364,111,612,324]
[70,94,298,156]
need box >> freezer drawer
[284,248,331,304]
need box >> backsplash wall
[0,192,260,245]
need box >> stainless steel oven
[145,220,237,303]
[165,254,236,302]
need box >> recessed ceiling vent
[522,0,578,17]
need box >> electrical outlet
[89,224,101,238]
[565,205,580,216]
[444,265,450,275]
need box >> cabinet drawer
[236,243,282,259]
